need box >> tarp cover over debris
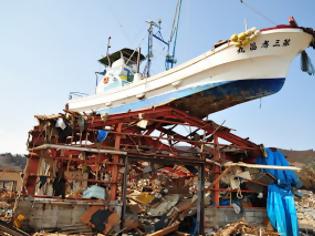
[256,148,301,236]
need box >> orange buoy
[103,76,109,84]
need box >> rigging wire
[125,33,147,65]
[169,0,181,43]
[240,0,277,26]
[106,2,132,45]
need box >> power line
[240,0,277,26]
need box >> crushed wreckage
[0,105,309,235]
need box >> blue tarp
[83,185,106,199]
[256,148,301,189]
[256,148,300,236]
[96,129,108,143]
[267,184,298,236]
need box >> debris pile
[33,224,93,235]
[7,107,309,235]
[213,219,278,236]
[298,163,315,191]
[0,189,15,222]
[296,190,315,228]
[122,164,199,235]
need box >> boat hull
[96,78,285,117]
[67,27,312,117]
[171,78,285,117]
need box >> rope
[125,33,147,65]
[236,185,243,199]
[240,0,277,26]
[106,3,132,45]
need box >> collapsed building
[3,105,302,235]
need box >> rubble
[4,106,311,235]
[0,189,15,222]
[295,190,315,228]
[213,219,279,236]
[121,168,198,234]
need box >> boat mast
[145,0,183,77]
[166,0,183,70]
[146,21,156,77]
[145,20,167,77]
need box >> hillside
[0,153,26,171]
[280,148,315,165]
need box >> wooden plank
[30,144,127,155]
[146,222,180,236]
[210,166,232,188]
[224,162,301,172]
[175,232,190,236]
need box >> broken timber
[21,105,262,235]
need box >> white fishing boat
[66,19,314,118]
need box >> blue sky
[0,0,314,154]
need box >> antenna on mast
[145,20,167,77]
[166,0,183,70]
[144,0,183,77]
[106,36,112,66]
[106,36,112,55]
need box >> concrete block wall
[14,197,108,231]
[205,207,267,228]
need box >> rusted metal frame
[142,122,162,135]
[170,108,259,151]
[126,135,177,157]
[157,126,203,149]
[87,106,186,128]
[122,141,176,157]
[121,143,215,161]
[144,137,178,154]
[86,107,172,127]
[143,118,190,126]
[106,106,174,120]
[172,127,202,146]
[47,156,123,166]
[85,107,193,133]
[116,126,176,154]
[126,146,203,162]
[120,155,129,230]
[119,127,189,154]
[116,125,232,159]
[213,135,220,207]
[215,131,258,150]
[103,128,216,147]
[209,166,232,190]
[30,130,46,147]
[127,154,204,165]
[138,124,176,153]
[27,173,117,185]
[170,108,217,129]
[196,163,205,235]
[202,124,257,151]
[161,124,179,147]
[126,150,199,161]
[109,123,123,201]
[23,153,40,195]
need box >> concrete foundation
[14,196,108,231]
[205,207,267,227]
